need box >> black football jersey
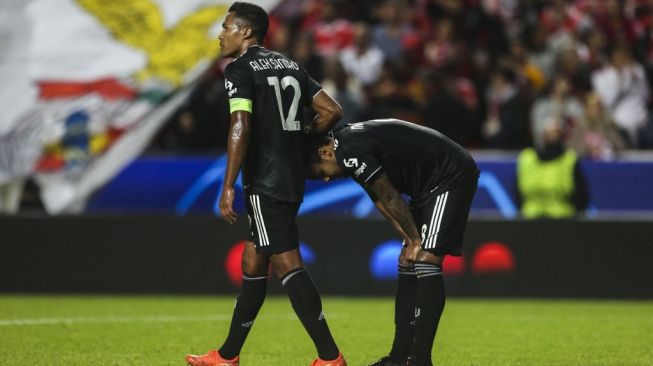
[224,45,322,202]
[333,119,480,207]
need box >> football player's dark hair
[304,134,333,166]
[228,2,269,44]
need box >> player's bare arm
[366,173,422,261]
[305,90,343,134]
[219,110,251,224]
[370,193,410,242]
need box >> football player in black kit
[185,3,347,366]
[307,119,479,366]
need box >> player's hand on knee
[405,239,422,262]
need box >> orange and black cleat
[310,352,347,366]
[185,350,239,366]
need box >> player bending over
[185,2,346,366]
[307,119,479,366]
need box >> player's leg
[370,208,424,366]
[218,241,269,359]
[186,197,270,366]
[186,246,269,366]
[270,249,343,363]
[250,194,344,364]
[408,181,477,366]
[369,248,417,366]
[408,251,444,366]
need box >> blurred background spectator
[423,68,481,147]
[321,58,366,127]
[291,32,326,83]
[531,75,584,150]
[305,0,354,58]
[371,0,419,62]
[151,61,229,153]
[483,68,531,149]
[339,22,384,87]
[569,92,627,160]
[592,43,650,147]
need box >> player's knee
[241,262,268,277]
[270,260,296,278]
[241,252,268,276]
[269,249,303,278]
[272,260,304,278]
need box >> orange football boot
[185,350,239,366]
[310,352,347,366]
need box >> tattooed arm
[366,173,422,261]
[219,110,251,224]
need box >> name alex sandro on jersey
[249,58,299,72]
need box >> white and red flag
[0,0,280,213]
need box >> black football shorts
[409,179,478,256]
[245,194,300,255]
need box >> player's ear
[242,26,253,39]
[318,146,333,160]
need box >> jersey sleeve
[302,68,323,107]
[337,141,383,186]
[225,61,254,114]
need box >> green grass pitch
[1,295,651,365]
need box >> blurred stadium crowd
[154,0,653,159]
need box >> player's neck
[238,40,260,56]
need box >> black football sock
[282,267,339,361]
[219,273,268,359]
[410,262,445,366]
[389,263,417,361]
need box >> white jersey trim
[363,166,383,184]
[424,191,449,249]
[250,195,270,246]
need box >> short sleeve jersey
[333,119,480,206]
[224,45,322,202]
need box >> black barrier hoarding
[1,216,652,298]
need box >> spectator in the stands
[307,0,354,58]
[321,58,365,128]
[509,39,547,94]
[483,67,531,149]
[525,24,557,81]
[568,92,627,160]
[555,46,593,95]
[423,17,460,70]
[267,21,292,57]
[368,59,424,123]
[291,32,325,83]
[155,61,228,152]
[339,22,384,87]
[422,69,480,147]
[592,43,650,147]
[531,75,584,150]
[372,0,419,61]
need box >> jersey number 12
[267,76,301,131]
